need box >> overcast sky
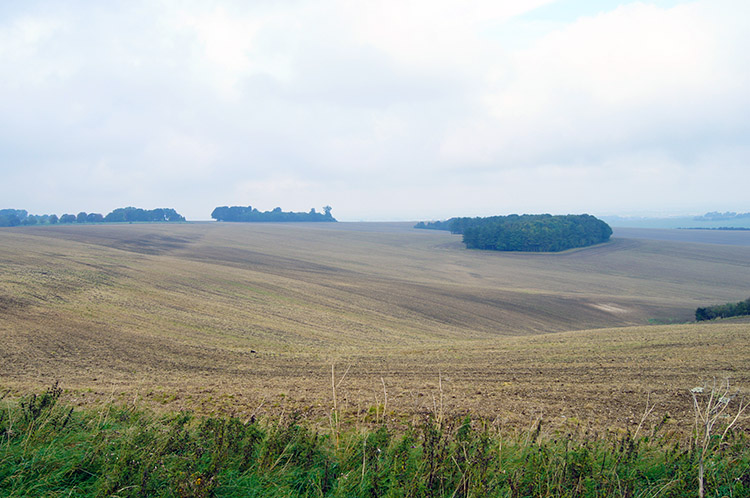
[1,0,748,221]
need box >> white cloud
[343,0,553,66]
[0,0,748,220]
[438,0,750,187]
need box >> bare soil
[1,222,748,435]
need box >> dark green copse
[211,205,336,222]
[416,214,612,252]
[695,297,750,321]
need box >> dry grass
[1,222,749,434]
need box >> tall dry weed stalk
[430,372,445,429]
[690,378,748,498]
[380,377,387,425]
[633,392,656,441]
[330,363,351,450]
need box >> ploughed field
[1,222,749,434]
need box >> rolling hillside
[1,222,749,431]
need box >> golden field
[1,222,749,434]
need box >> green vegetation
[413,219,453,231]
[103,207,186,223]
[211,205,336,222]
[2,385,748,497]
[0,209,53,227]
[695,297,750,321]
[415,214,612,252]
[0,207,185,226]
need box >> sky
[1,0,748,221]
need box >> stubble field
[1,222,749,435]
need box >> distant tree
[211,205,336,222]
[76,212,88,223]
[86,213,104,223]
[696,297,750,321]
[0,209,27,218]
[104,208,129,222]
[0,209,27,227]
[49,214,59,224]
[413,219,453,231]
[694,211,750,221]
[211,206,230,221]
[60,214,76,224]
[3,215,17,227]
[155,208,185,222]
[104,207,185,223]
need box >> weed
[690,379,749,497]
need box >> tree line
[415,214,613,252]
[695,297,750,321]
[693,211,750,221]
[1,204,337,225]
[211,205,336,222]
[0,207,185,227]
[413,219,453,231]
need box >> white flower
[691,387,704,394]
